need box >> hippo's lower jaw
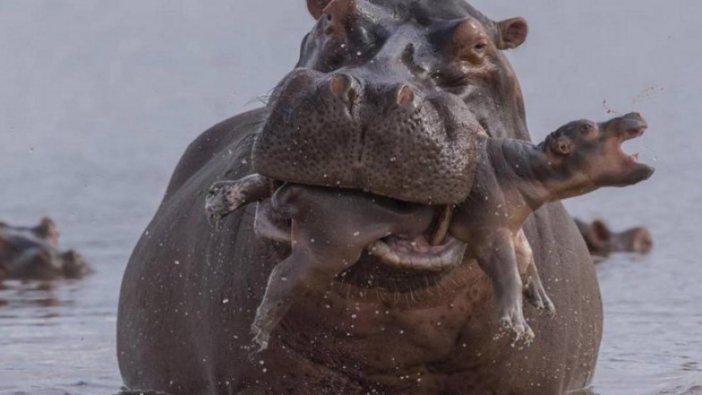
[368,235,468,272]
[253,198,467,273]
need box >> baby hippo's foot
[205,174,271,225]
[524,279,556,315]
[497,304,535,345]
[250,298,289,355]
[250,321,271,354]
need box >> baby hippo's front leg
[205,174,271,223]
[251,184,435,352]
[475,229,534,343]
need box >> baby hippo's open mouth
[617,120,646,164]
[606,113,652,169]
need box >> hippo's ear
[34,217,59,246]
[307,0,333,19]
[590,220,612,243]
[496,17,528,50]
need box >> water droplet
[222,298,230,304]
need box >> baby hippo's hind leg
[205,174,272,223]
[476,229,534,343]
[515,230,556,314]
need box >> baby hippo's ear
[551,136,573,156]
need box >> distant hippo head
[253,0,529,204]
[575,218,653,258]
[0,218,90,281]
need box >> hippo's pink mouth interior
[367,233,467,272]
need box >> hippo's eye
[431,69,468,88]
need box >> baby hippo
[447,113,654,337]
[206,113,654,347]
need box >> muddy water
[0,1,700,394]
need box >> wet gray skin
[117,1,622,394]
[0,218,90,281]
[207,113,654,348]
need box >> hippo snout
[602,112,648,136]
[252,68,480,204]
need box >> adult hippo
[0,217,89,281]
[117,1,603,394]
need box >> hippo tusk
[430,205,454,246]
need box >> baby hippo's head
[541,113,655,187]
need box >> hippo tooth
[430,205,454,246]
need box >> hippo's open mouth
[254,196,467,272]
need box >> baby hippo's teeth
[632,153,639,161]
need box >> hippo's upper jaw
[251,0,530,205]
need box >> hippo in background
[0,217,90,281]
[575,217,653,259]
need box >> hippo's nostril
[395,85,416,108]
[329,74,359,113]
